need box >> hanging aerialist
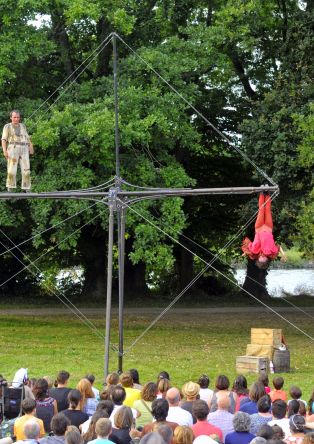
[242,193,287,269]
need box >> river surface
[234,268,314,297]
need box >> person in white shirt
[198,375,213,404]
[85,374,100,399]
[166,388,193,426]
[268,399,290,438]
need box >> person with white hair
[224,412,255,444]
[15,420,40,444]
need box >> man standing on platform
[2,110,34,192]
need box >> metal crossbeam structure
[0,186,279,201]
[0,33,279,377]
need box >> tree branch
[227,47,258,101]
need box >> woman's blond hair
[174,426,194,444]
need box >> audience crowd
[0,369,314,444]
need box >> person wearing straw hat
[179,382,200,424]
[2,110,34,192]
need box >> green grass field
[0,307,313,400]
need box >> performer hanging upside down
[242,193,287,269]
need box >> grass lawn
[0,306,313,400]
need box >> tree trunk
[206,1,213,27]
[175,246,194,291]
[242,258,270,299]
[50,11,75,77]
[80,230,108,300]
[96,16,112,77]
[124,238,148,297]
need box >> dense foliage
[0,0,312,299]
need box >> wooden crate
[246,343,274,360]
[251,328,282,347]
[236,355,269,374]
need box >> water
[234,268,314,297]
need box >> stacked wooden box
[236,328,282,374]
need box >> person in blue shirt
[88,418,115,444]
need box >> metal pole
[104,205,114,378]
[113,33,120,178]
[0,185,280,200]
[118,206,126,373]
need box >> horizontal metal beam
[0,185,278,200]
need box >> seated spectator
[157,379,171,400]
[50,371,72,412]
[129,369,142,391]
[61,390,89,428]
[157,372,170,383]
[266,440,285,444]
[105,373,120,388]
[134,382,157,427]
[81,400,114,435]
[256,424,274,440]
[88,418,115,444]
[180,382,200,422]
[239,382,265,415]
[303,433,314,444]
[249,395,272,434]
[43,377,54,390]
[269,377,287,403]
[39,413,70,444]
[110,386,138,428]
[142,399,178,436]
[197,376,213,404]
[14,399,45,440]
[154,424,173,444]
[249,439,267,444]
[16,420,40,444]
[268,399,290,438]
[225,412,255,444]
[100,385,116,401]
[76,379,98,417]
[120,372,141,407]
[288,400,304,418]
[298,402,307,417]
[65,429,84,444]
[209,375,236,414]
[140,432,166,444]
[173,426,194,444]
[207,392,234,441]
[232,375,249,412]
[192,436,217,444]
[85,375,100,400]
[166,388,193,426]
[308,390,314,422]
[258,372,270,394]
[82,411,110,444]
[271,424,285,441]
[34,378,58,433]
[288,386,307,407]
[110,406,134,444]
[191,400,222,442]
[285,414,306,443]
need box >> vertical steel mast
[104,33,126,376]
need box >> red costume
[242,193,280,260]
